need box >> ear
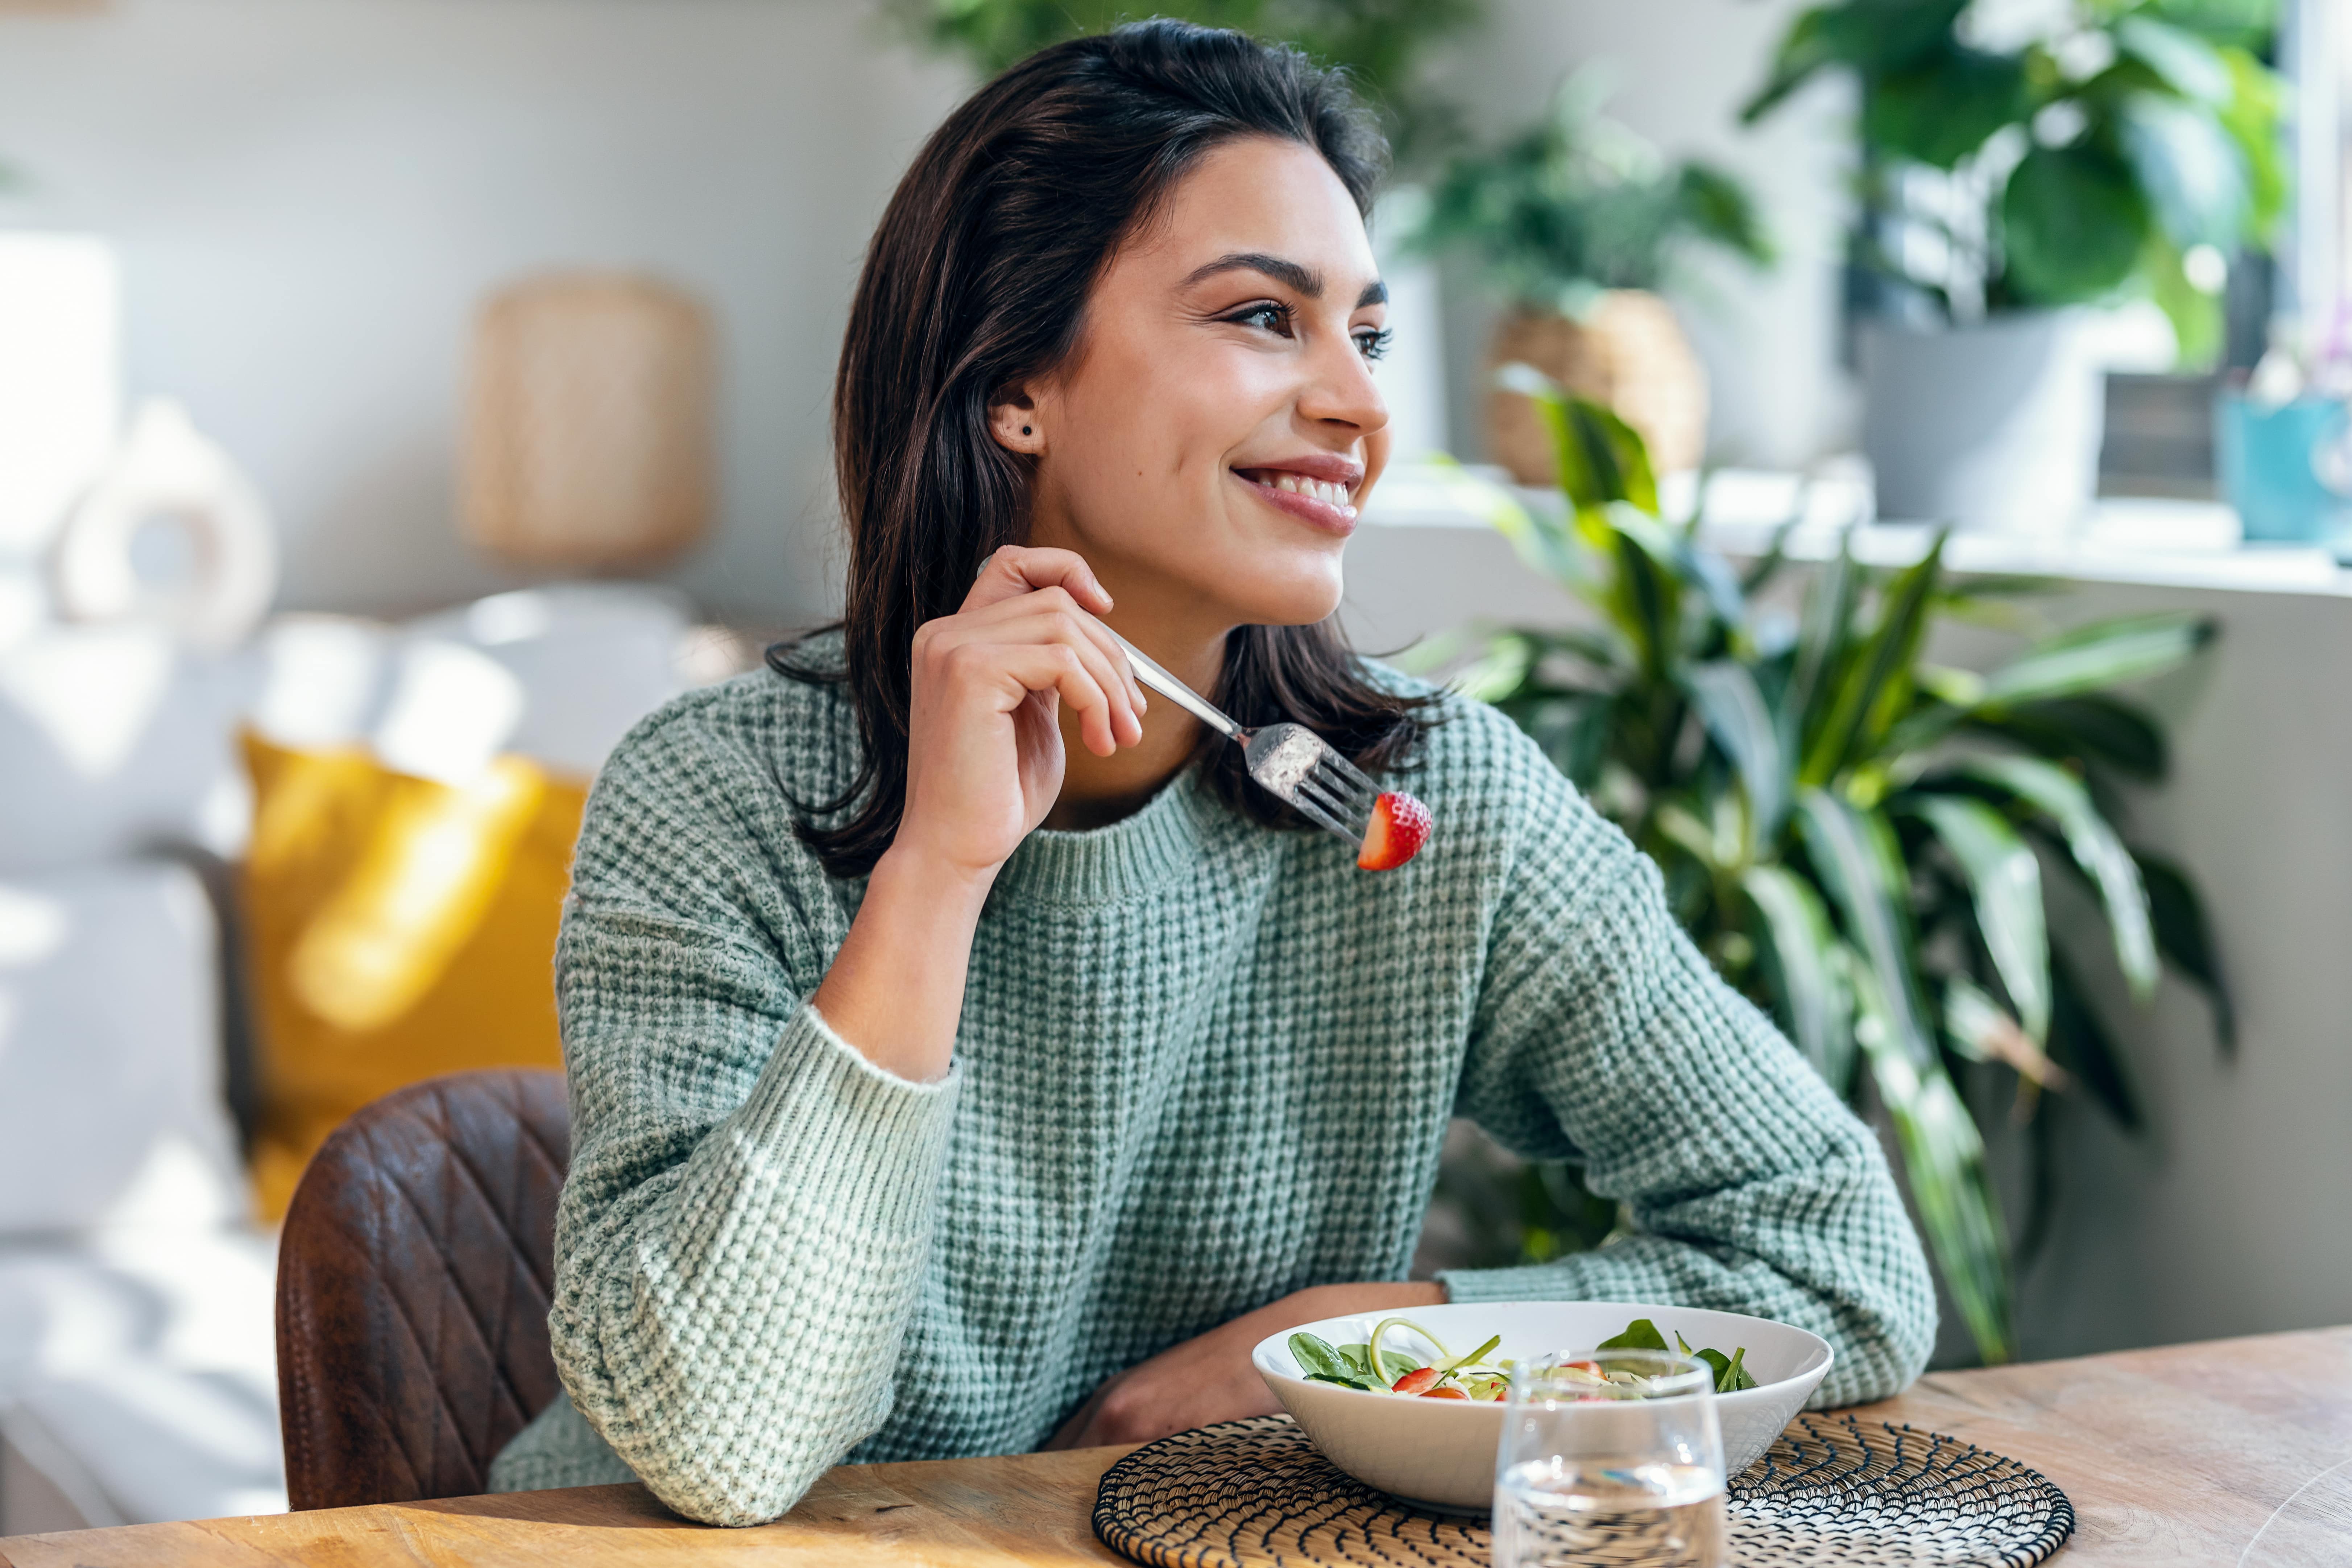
[987,388,1044,455]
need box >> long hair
[775,19,1436,878]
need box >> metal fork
[1107,630,1378,849]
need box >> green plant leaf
[1908,794,2050,1042]
[2001,142,2150,303]
[1955,756,2158,998]
[1863,47,2029,170]
[2216,45,2287,238]
[1560,501,1686,694]
[1687,661,1788,837]
[1676,162,1776,265]
[2048,944,2143,1129]
[1796,790,1935,1067]
[1740,863,1855,1088]
[1800,536,1944,787]
[2141,232,2227,371]
[2137,847,2236,1050]
[2115,13,2235,102]
[1848,942,2016,1363]
[1453,631,1541,703]
[1742,0,1971,123]
[1963,695,2168,782]
[1569,405,1661,516]
[1977,612,2214,706]
[1785,538,1855,750]
[2118,92,2248,250]
[2148,0,2281,52]
[1503,692,1617,789]
[1943,973,2070,1088]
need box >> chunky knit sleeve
[538,683,960,1526]
[1439,727,1936,1407]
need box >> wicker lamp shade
[462,272,714,572]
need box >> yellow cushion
[239,731,584,1219]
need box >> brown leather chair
[275,1069,571,1510]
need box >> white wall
[0,0,967,626]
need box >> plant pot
[1487,290,1708,486]
[1859,312,2104,533]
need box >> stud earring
[1022,426,1032,436]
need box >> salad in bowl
[1251,1300,1833,1512]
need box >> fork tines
[1290,752,1376,845]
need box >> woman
[488,20,1934,1526]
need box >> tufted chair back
[275,1069,571,1510]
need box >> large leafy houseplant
[1740,0,2285,366]
[1450,378,2229,1363]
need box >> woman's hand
[895,545,1148,881]
[812,546,1144,1083]
[1043,1281,1446,1451]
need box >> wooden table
[5,1327,2348,1566]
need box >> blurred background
[0,0,2346,1536]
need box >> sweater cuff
[1438,1252,1672,1306]
[731,1001,961,1241]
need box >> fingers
[950,553,1146,724]
[962,544,1114,616]
[993,596,1147,733]
[974,641,1129,757]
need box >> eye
[1222,300,1295,337]
[1354,327,1394,362]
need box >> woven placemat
[1092,1413,2074,1568]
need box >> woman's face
[1003,135,1390,640]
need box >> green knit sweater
[487,641,1935,1524]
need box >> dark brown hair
[774,18,1436,877]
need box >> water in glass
[1491,1349,1728,1568]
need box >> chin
[1225,566,1344,629]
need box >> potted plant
[1413,74,1772,485]
[883,0,1481,161]
[1741,0,2286,531]
[1444,377,2229,1364]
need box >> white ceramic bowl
[1251,1300,1833,1513]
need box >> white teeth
[1253,471,1354,509]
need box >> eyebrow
[1183,251,1387,309]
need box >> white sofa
[0,583,730,1533]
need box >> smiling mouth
[1234,467,1360,526]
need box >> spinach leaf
[1289,1331,1359,1384]
[1674,1329,1758,1393]
[1598,1317,1670,1352]
[1305,1372,1374,1390]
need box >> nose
[1297,329,1389,440]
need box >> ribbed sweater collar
[990,764,1230,906]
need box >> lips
[1234,457,1364,534]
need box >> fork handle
[1106,629,1243,741]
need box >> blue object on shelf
[2214,391,2352,545]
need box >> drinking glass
[1491,1349,1729,1568]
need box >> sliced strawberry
[1390,1365,1439,1395]
[1421,1385,1470,1400]
[1357,790,1433,871]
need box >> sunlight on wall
[0,626,174,781]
